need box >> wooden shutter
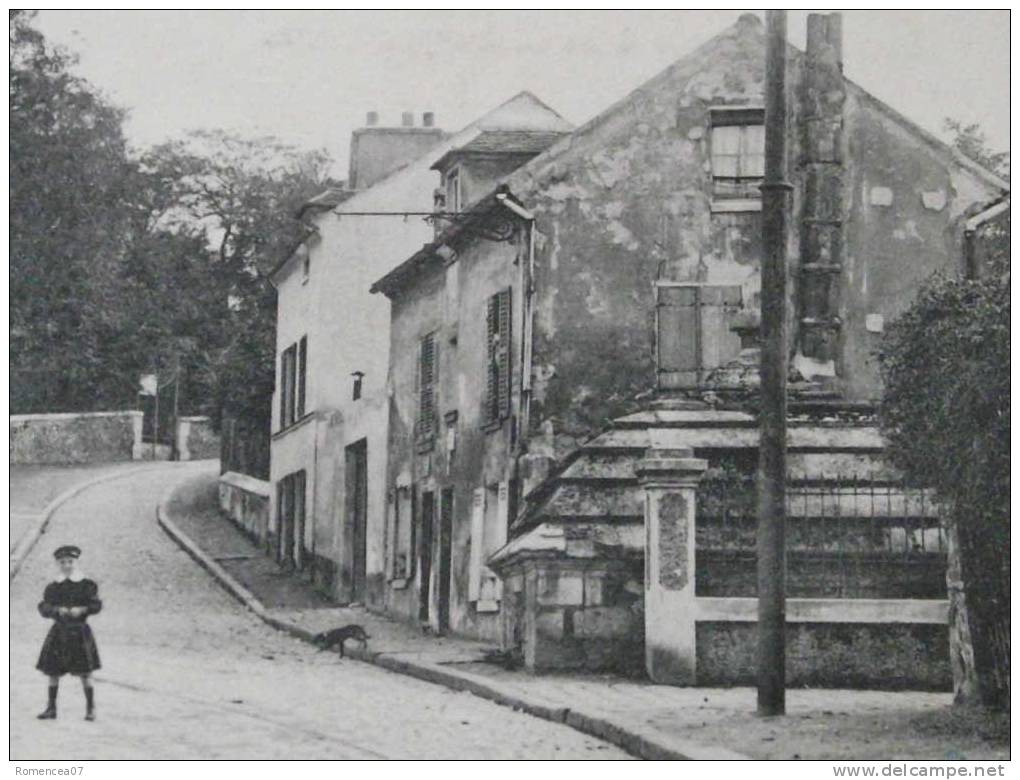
[279,352,289,428]
[496,289,512,420]
[297,336,307,419]
[484,295,499,426]
[468,487,485,601]
[418,332,438,442]
[656,286,699,389]
[656,284,743,389]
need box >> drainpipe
[497,192,536,509]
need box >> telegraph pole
[757,8,791,717]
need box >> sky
[35,10,1010,179]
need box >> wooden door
[418,490,435,623]
[437,488,454,633]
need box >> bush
[878,250,1009,708]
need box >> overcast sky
[35,10,1010,178]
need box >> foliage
[878,177,1009,707]
[10,10,140,410]
[943,118,1010,180]
[9,12,335,429]
[140,131,334,427]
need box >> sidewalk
[159,468,1009,761]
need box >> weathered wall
[271,92,570,607]
[178,416,219,461]
[696,622,952,690]
[219,471,271,546]
[485,14,1005,459]
[837,87,1004,399]
[10,411,144,464]
[385,230,521,637]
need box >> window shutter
[418,332,438,441]
[497,288,512,420]
[297,336,307,419]
[484,295,499,426]
[656,284,743,389]
[468,488,485,601]
[279,352,289,428]
[491,481,510,602]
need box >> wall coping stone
[11,410,144,422]
[219,471,272,498]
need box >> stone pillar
[129,411,146,461]
[636,446,707,685]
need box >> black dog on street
[312,625,370,658]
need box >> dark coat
[36,578,102,676]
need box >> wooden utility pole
[757,8,791,717]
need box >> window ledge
[272,412,315,440]
[710,199,762,214]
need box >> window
[417,332,439,449]
[302,253,311,283]
[278,336,308,430]
[483,288,512,429]
[297,336,307,419]
[710,108,765,200]
[445,168,461,213]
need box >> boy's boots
[37,686,57,719]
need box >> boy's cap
[53,545,81,559]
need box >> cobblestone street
[10,463,630,759]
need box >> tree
[879,124,1009,709]
[140,131,335,428]
[10,11,140,411]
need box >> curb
[10,462,193,581]
[156,470,748,761]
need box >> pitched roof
[295,186,352,219]
[430,130,570,171]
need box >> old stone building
[370,14,1008,687]
[264,94,571,604]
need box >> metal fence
[695,467,948,599]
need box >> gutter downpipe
[497,192,536,507]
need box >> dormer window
[710,107,765,201]
[445,167,461,213]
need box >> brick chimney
[347,112,447,190]
[798,13,845,375]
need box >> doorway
[437,488,454,633]
[418,490,435,623]
[344,440,368,603]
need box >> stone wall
[219,471,271,547]
[177,416,220,461]
[10,411,144,464]
[696,621,952,690]
[499,558,646,676]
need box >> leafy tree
[944,118,1010,180]
[879,124,1009,708]
[140,131,335,428]
[10,10,140,411]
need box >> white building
[269,93,572,603]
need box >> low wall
[219,471,271,546]
[178,416,220,461]
[10,411,144,464]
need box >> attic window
[710,107,765,201]
[445,167,461,213]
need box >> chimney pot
[366,111,379,127]
[401,112,414,127]
[422,112,435,128]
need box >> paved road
[10,463,630,759]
